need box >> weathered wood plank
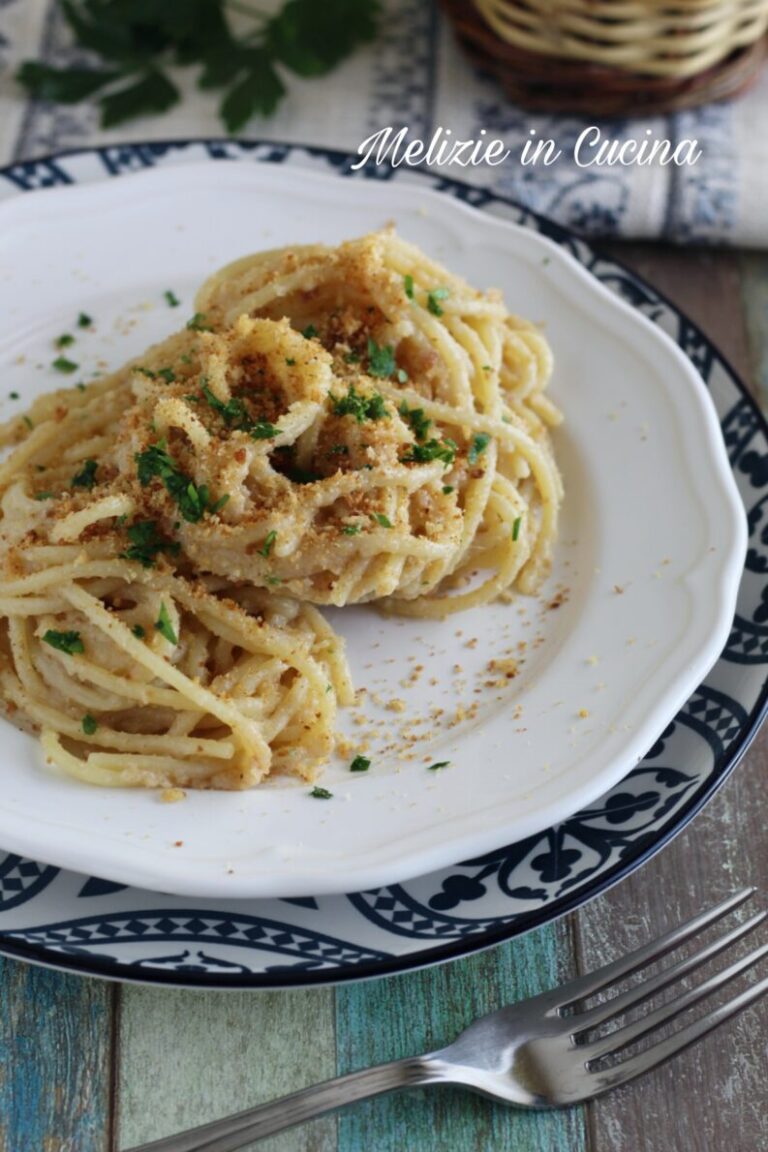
[579,246,768,1152]
[116,985,336,1152]
[335,920,587,1152]
[0,957,113,1152]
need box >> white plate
[0,162,746,898]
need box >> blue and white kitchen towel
[1,0,767,246]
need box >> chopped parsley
[468,433,491,465]
[442,485,454,495]
[82,714,97,736]
[366,338,396,379]
[250,422,280,440]
[135,441,228,523]
[201,382,247,427]
[265,575,282,586]
[71,459,98,490]
[426,287,450,317]
[9,391,19,400]
[399,401,430,442]
[285,358,296,366]
[76,382,87,392]
[22,416,33,430]
[302,324,318,340]
[350,755,370,772]
[77,312,92,329]
[42,629,84,655]
[34,491,54,501]
[343,350,360,364]
[132,624,146,639]
[155,602,178,645]
[404,274,415,300]
[186,312,212,332]
[512,516,522,542]
[372,512,393,528]
[427,760,450,771]
[402,437,457,467]
[259,530,277,558]
[120,520,181,569]
[331,383,388,423]
[341,523,362,536]
[56,333,75,349]
[310,786,333,799]
[52,355,78,374]
[164,290,181,308]
[157,367,176,384]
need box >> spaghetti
[0,229,561,789]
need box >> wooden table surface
[2,243,767,1152]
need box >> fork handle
[124,1056,437,1152]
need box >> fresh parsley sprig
[17,0,381,133]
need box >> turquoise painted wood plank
[739,251,768,409]
[0,956,113,1152]
[116,986,336,1152]
[335,921,587,1152]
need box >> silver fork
[127,888,768,1152]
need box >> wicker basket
[441,0,768,116]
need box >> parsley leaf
[78,312,92,328]
[187,312,212,332]
[82,714,98,736]
[101,68,179,128]
[331,384,388,423]
[135,441,223,523]
[402,438,457,467]
[155,602,178,645]
[468,433,491,465]
[404,274,414,300]
[132,624,146,638]
[398,401,430,442]
[52,356,78,374]
[372,513,393,528]
[164,290,180,307]
[512,516,522,542]
[426,287,450,317]
[201,382,247,427]
[120,519,181,569]
[341,523,362,536]
[56,333,75,349]
[250,422,280,441]
[43,629,84,655]
[302,324,319,340]
[16,61,122,103]
[349,755,371,772]
[259,530,277,558]
[309,785,333,799]
[427,760,450,771]
[71,459,98,490]
[220,51,285,132]
[268,0,379,76]
[367,338,396,379]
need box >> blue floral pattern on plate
[0,140,765,988]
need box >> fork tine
[554,888,755,1011]
[573,909,767,1035]
[584,936,768,1061]
[589,970,768,1093]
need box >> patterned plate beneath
[0,141,765,988]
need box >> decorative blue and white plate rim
[0,140,764,988]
